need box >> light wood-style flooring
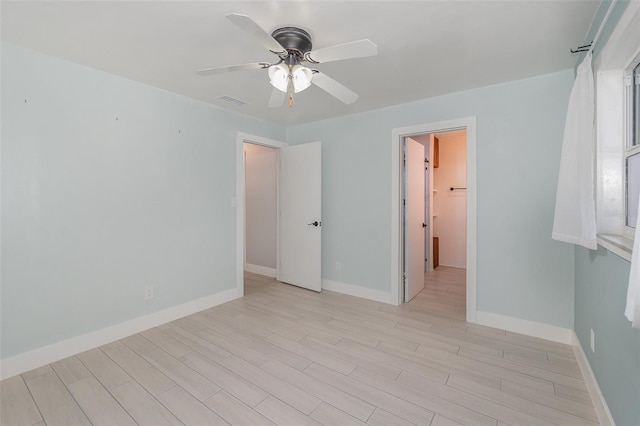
[1,268,598,425]
[414,266,466,321]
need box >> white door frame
[425,138,432,273]
[235,132,287,296]
[390,117,477,323]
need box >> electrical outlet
[335,261,342,271]
[144,285,154,300]
[590,329,595,353]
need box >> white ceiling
[1,1,599,126]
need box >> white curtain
[625,197,640,328]
[552,52,597,250]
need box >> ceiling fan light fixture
[268,63,289,92]
[292,65,312,93]
[269,64,313,94]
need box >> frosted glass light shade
[268,64,289,92]
[292,66,312,92]
[268,64,313,93]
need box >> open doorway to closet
[403,130,467,318]
[405,129,467,320]
[393,118,476,323]
[243,142,279,294]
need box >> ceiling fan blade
[311,72,359,104]
[196,62,269,76]
[306,39,377,64]
[268,88,286,108]
[226,13,285,54]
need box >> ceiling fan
[196,13,378,108]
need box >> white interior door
[405,138,426,301]
[278,142,322,292]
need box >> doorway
[391,118,477,323]
[244,143,278,279]
[235,132,323,296]
[403,130,467,318]
[236,133,287,296]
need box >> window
[593,2,640,260]
[625,60,640,229]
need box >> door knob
[308,221,321,227]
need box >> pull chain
[287,67,295,108]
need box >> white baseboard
[244,263,277,278]
[322,279,394,304]
[475,311,573,344]
[0,287,241,380]
[571,331,615,426]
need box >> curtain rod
[571,43,592,53]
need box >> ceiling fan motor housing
[271,27,313,59]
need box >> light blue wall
[575,247,640,426]
[572,3,639,423]
[0,42,577,361]
[0,43,285,358]
[287,70,576,328]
